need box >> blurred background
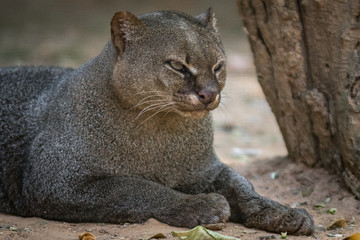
[0,0,287,163]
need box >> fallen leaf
[327,208,337,215]
[147,233,166,239]
[343,233,360,240]
[78,232,96,240]
[281,232,287,239]
[172,226,240,240]
[202,223,226,231]
[8,226,18,231]
[327,218,347,230]
[313,202,326,209]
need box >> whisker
[220,101,230,111]
[137,102,176,126]
[132,94,165,106]
[134,90,169,96]
[163,106,177,118]
[217,105,226,115]
[220,92,230,99]
[131,90,172,110]
[217,102,231,117]
[134,101,168,120]
[131,98,168,110]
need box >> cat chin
[177,109,209,119]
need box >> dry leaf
[202,223,226,231]
[172,226,240,240]
[327,218,347,230]
[147,233,166,239]
[78,232,96,240]
[343,233,360,240]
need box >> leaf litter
[172,226,240,240]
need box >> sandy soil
[1,157,359,240]
[1,0,360,239]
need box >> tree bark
[237,0,360,197]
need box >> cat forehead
[139,11,203,29]
[138,11,224,55]
[139,11,214,39]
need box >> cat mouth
[172,92,221,118]
[176,109,209,119]
[174,96,220,118]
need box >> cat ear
[111,11,145,55]
[195,7,218,32]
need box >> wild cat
[0,8,314,235]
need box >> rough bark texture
[237,0,360,198]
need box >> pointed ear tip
[111,11,137,21]
[113,11,124,17]
[111,11,124,22]
[205,7,215,17]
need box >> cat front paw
[158,193,231,228]
[288,208,315,235]
[244,202,315,235]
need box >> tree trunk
[237,0,360,197]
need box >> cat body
[0,9,314,235]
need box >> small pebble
[270,172,279,180]
[317,224,326,231]
[327,233,343,237]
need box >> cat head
[110,8,226,119]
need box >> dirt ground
[1,0,360,239]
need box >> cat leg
[27,176,230,228]
[213,165,315,235]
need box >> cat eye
[168,60,188,74]
[214,63,223,73]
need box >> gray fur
[0,9,314,235]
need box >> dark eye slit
[214,63,222,72]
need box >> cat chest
[96,126,214,186]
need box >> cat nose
[197,89,218,105]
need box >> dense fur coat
[0,9,315,235]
